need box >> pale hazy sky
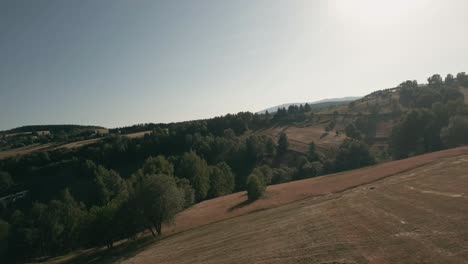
[1,0,468,130]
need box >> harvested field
[0,143,54,159]
[124,131,151,138]
[60,131,152,149]
[105,147,468,264]
[260,124,346,153]
[58,138,102,149]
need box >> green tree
[0,171,13,195]
[441,115,468,147]
[265,137,276,157]
[345,123,361,140]
[134,175,184,236]
[391,110,442,159]
[208,162,235,198]
[0,219,9,262]
[141,155,174,176]
[307,142,319,161]
[94,166,127,205]
[334,139,375,172]
[87,203,119,248]
[456,72,468,86]
[176,152,210,201]
[428,74,443,87]
[277,132,289,157]
[297,161,323,179]
[445,73,455,86]
[176,178,195,208]
[246,174,265,201]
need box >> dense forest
[1,72,468,262]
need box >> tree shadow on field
[228,196,254,212]
[48,236,158,264]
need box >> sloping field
[111,147,468,264]
[0,143,54,159]
[0,131,153,159]
[259,124,346,153]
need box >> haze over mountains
[256,96,361,114]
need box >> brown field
[0,143,54,159]
[0,131,153,159]
[59,131,152,149]
[124,131,151,138]
[48,146,464,264]
[58,138,103,149]
[260,123,347,153]
[166,146,468,235]
[122,152,468,264]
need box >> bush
[247,175,265,201]
[334,139,375,172]
[0,219,9,262]
[441,115,468,147]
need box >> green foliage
[0,218,9,262]
[398,77,463,109]
[176,152,210,201]
[277,133,289,157]
[307,142,319,162]
[296,159,323,179]
[141,155,174,176]
[345,123,361,140]
[441,116,468,147]
[271,167,296,184]
[251,165,273,185]
[391,109,442,159]
[265,137,276,157]
[457,72,468,86]
[428,74,443,87]
[208,162,235,198]
[0,171,13,195]
[133,174,184,236]
[86,203,119,248]
[246,174,265,201]
[445,74,455,86]
[94,166,127,205]
[176,178,195,208]
[334,139,375,172]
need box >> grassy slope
[43,146,468,264]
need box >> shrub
[247,175,265,201]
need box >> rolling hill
[45,146,468,264]
[256,96,361,114]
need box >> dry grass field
[259,123,347,153]
[113,147,468,264]
[121,153,468,264]
[42,147,468,264]
[0,131,152,159]
[0,143,54,160]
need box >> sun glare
[331,0,432,27]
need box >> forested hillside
[1,72,468,262]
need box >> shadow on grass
[49,236,158,264]
[228,198,254,212]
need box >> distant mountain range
[256,96,362,114]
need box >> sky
[1,0,468,130]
